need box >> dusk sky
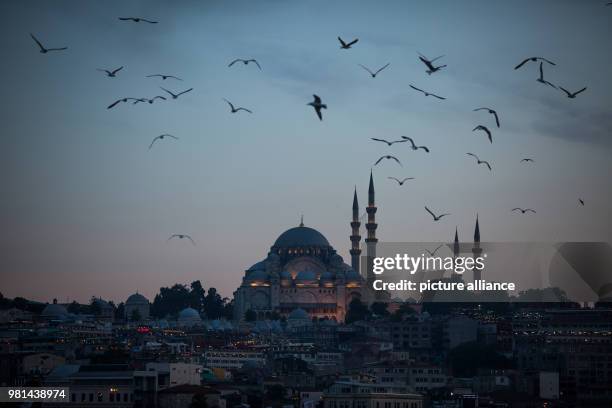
[1,0,611,304]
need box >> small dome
[273,225,330,248]
[41,303,69,319]
[288,308,309,320]
[345,270,361,282]
[178,307,200,319]
[247,260,266,272]
[280,270,292,279]
[126,293,149,304]
[246,270,270,282]
[296,270,317,282]
[320,271,334,281]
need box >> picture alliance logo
[371,253,487,275]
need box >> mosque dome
[280,270,292,279]
[273,225,330,249]
[320,271,333,281]
[295,270,317,282]
[288,308,309,320]
[126,293,149,305]
[345,270,361,282]
[178,307,200,319]
[247,260,266,272]
[41,302,69,320]
[246,270,270,283]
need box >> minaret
[453,227,460,258]
[472,214,483,282]
[350,187,362,274]
[365,170,378,283]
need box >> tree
[89,298,102,316]
[151,284,191,318]
[67,301,80,314]
[190,393,209,408]
[222,298,234,320]
[130,308,142,322]
[345,298,370,323]
[190,280,206,313]
[204,288,225,319]
[115,302,125,319]
[370,302,389,316]
[244,309,257,322]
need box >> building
[124,292,150,321]
[323,378,423,408]
[233,173,383,322]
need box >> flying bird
[512,208,536,214]
[160,87,193,99]
[374,155,402,167]
[370,138,405,146]
[537,62,557,89]
[167,234,196,245]
[149,134,178,149]
[338,36,358,49]
[520,158,535,163]
[424,244,444,256]
[559,86,587,99]
[401,136,430,153]
[146,74,182,81]
[466,153,492,171]
[387,177,414,186]
[514,56,556,70]
[223,99,252,114]
[30,33,67,53]
[418,53,447,75]
[118,17,158,23]
[107,97,140,109]
[473,107,500,128]
[409,85,446,100]
[228,58,261,69]
[473,125,493,144]
[578,198,585,206]
[133,96,166,105]
[358,63,390,78]
[307,94,327,121]
[425,206,450,221]
[97,66,123,77]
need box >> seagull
[418,53,447,75]
[228,58,261,70]
[97,66,123,77]
[160,87,193,99]
[358,63,390,78]
[536,62,557,89]
[223,99,252,114]
[307,94,327,121]
[512,208,536,214]
[401,136,430,153]
[473,125,493,144]
[374,155,402,167]
[146,74,182,81]
[167,234,196,245]
[467,153,492,171]
[425,206,450,221]
[133,96,167,105]
[387,177,414,186]
[409,85,446,100]
[559,86,587,99]
[30,33,67,53]
[338,36,358,49]
[424,244,444,256]
[514,56,556,70]
[473,107,500,128]
[118,17,158,23]
[149,134,178,149]
[520,158,535,163]
[107,97,140,109]
[578,198,585,206]
[370,138,405,146]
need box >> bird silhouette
[30,33,67,53]
[473,107,500,128]
[146,74,182,81]
[425,206,450,221]
[418,53,447,75]
[370,138,405,146]
[118,17,158,23]
[223,99,252,114]
[467,153,492,171]
[579,198,585,206]
[160,87,193,99]
[307,95,327,121]
[559,86,587,99]
[521,158,535,163]
[228,59,261,69]
[512,208,536,214]
[473,125,493,144]
[338,36,358,49]
[424,244,444,256]
[514,56,556,70]
[149,134,178,149]
[537,62,557,89]
[97,66,123,77]
[107,97,141,109]
[387,177,414,185]
[409,85,446,100]
[358,63,390,78]
[401,136,430,153]
[167,234,196,245]
[374,155,402,167]
[140,96,166,104]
